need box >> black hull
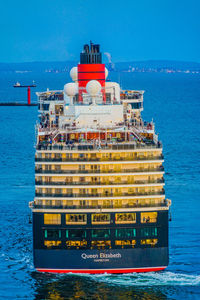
[34,247,168,273]
[32,210,169,273]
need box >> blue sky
[0,0,199,63]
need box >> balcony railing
[30,201,169,210]
[35,179,164,186]
[35,166,164,174]
[36,142,162,152]
[35,191,165,198]
[35,155,164,163]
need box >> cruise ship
[30,42,171,274]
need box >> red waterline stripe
[36,266,166,274]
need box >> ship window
[67,188,73,195]
[91,214,110,224]
[141,227,158,237]
[115,213,136,224]
[116,133,121,139]
[45,153,51,159]
[80,177,85,182]
[44,229,61,239]
[43,104,49,111]
[46,188,51,194]
[106,93,111,103]
[131,102,142,109]
[44,214,61,225]
[66,229,86,239]
[141,239,158,246]
[66,214,87,224]
[141,212,157,223]
[91,188,98,195]
[115,228,136,238]
[66,240,87,248]
[55,188,62,194]
[79,165,85,171]
[91,229,110,239]
[115,240,136,247]
[44,240,61,248]
[55,165,61,171]
[91,240,111,249]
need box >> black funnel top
[80,41,102,64]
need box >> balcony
[36,141,162,152]
[35,178,164,186]
[35,166,164,174]
[35,191,165,198]
[35,155,164,163]
[30,200,169,210]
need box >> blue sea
[0,70,200,299]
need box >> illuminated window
[91,240,111,248]
[44,214,61,225]
[141,212,157,223]
[115,213,136,224]
[91,229,110,239]
[141,239,158,246]
[44,229,61,239]
[79,153,85,159]
[115,240,136,247]
[79,165,85,171]
[128,188,133,194]
[44,240,61,248]
[66,229,86,239]
[141,227,157,237]
[116,133,121,139]
[66,214,87,224]
[91,188,98,195]
[91,214,110,224]
[115,228,136,238]
[66,240,87,248]
[55,165,61,171]
[80,177,85,182]
[55,188,62,195]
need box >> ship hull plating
[34,247,168,274]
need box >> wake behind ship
[29,42,171,273]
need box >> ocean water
[0,71,200,299]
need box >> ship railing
[73,99,121,106]
[36,142,162,152]
[120,95,142,100]
[120,91,143,100]
[35,191,165,198]
[30,202,168,210]
[35,155,164,162]
[35,179,164,186]
[36,121,155,135]
[35,166,164,174]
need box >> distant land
[0,60,200,74]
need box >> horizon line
[0,58,200,65]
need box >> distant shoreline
[0,60,199,74]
